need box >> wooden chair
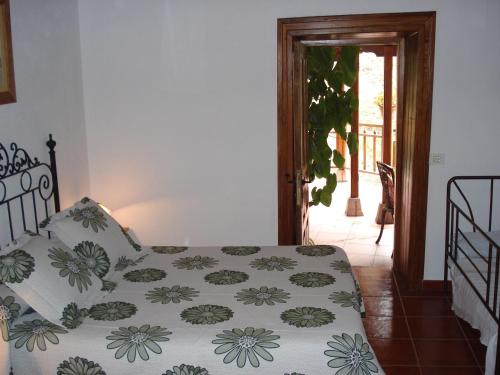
[375,161,395,244]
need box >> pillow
[0,283,31,342]
[0,232,104,329]
[41,197,142,278]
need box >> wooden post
[345,53,363,216]
[335,46,347,183]
[383,46,393,164]
[336,132,347,182]
[351,54,359,198]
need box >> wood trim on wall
[422,280,451,291]
[0,0,16,105]
[277,12,436,289]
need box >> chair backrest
[376,161,395,210]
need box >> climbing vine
[307,46,359,207]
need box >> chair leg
[376,208,386,244]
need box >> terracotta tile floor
[354,266,487,375]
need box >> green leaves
[339,46,359,87]
[332,150,345,169]
[347,132,358,155]
[307,46,359,207]
[309,174,338,207]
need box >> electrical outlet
[430,153,445,165]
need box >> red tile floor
[354,266,487,375]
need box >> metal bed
[445,175,500,374]
[0,135,59,375]
[0,134,60,242]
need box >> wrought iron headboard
[0,134,60,243]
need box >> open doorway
[309,47,397,267]
[277,12,436,289]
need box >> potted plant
[307,46,359,207]
[374,90,396,117]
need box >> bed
[445,176,500,375]
[0,136,384,374]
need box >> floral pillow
[0,283,31,342]
[41,197,142,278]
[0,232,104,329]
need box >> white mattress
[450,259,498,375]
[456,230,500,259]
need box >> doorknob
[286,171,313,185]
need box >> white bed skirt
[451,265,497,375]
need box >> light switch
[430,153,445,165]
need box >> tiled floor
[354,266,487,375]
[309,174,393,267]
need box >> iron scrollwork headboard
[0,134,60,243]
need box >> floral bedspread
[9,245,384,375]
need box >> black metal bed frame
[0,134,60,242]
[0,135,59,375]
[445,175,500,374]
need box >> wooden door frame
[277,12,436,289]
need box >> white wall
[78,0,500,279]
[0,0,89,244]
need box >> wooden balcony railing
[359,123,383,174]
[329,123,396,175]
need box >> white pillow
[0,283,31,342]
[0,232,104,329]
[41,197,143,278]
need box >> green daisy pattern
[61,303,89,329]
[121,226,142,252]
[162,365,209,375]
[123,268,166,283]
[101,279,117,292]
[330,260,352,274]
[0,295,21,341]
[173,255,219,270]
[325,333,379,374]
[25,230,39,237]
[205,270,249,285]
[69,206,108,233]
[114,254,148,271]
[57,356,106,375]
[0,249,35,283]
[49,248,93,292]
[89,301,137,321]
[235,286,290,306]
[152,246,188,254]
[181,304,233,325]
[10,319,67,352]
[249,256,297,271]
[39,217,51,229]
[289,272,335,288]
[73,241,110,278]
[221,246,260,256]
[281,307,335,328]
[106,324,171,362]
[212,327,280,368]
[329,291,362,313]
[296,245,337,256]
[145,285,199,304]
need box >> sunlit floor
[309,172,393,267]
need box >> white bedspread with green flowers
[8,245,384,375]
